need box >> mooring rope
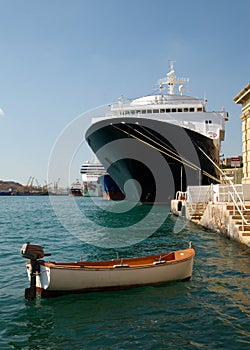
[111,123,223,183]
[112,124,199,171]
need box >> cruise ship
[85,63,228,203]
[80,160,105,196]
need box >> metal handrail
[225,178,246,210]
[228,191,250,230]
[175,191,187,201]
[186,189,208,220]
[186,191,196,217]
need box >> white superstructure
[80,159,105,197]
[92,62,228,146]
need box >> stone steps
[231,214,250,220]
[227,205,250,211]
[227,204,250,243]
[191,219,200,224]
[239,231,250,236]
[238,225,250,231]
[186,202,207,224]
[228,210,250,216]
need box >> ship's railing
[111,97,204,109]
[100,111,221,139]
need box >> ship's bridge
[130,94,205,108]
[111,94,206,114]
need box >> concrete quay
[171,184,250,247]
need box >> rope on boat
[111,123,223,183]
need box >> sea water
[0,196,249,349]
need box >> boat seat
[153,260,166,265]
[113,264,129,268]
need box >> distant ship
[80,160,124,200]
[99,174,125,200]
[80,160,105,197]
[68,180,83,197]
[85,62,228,204]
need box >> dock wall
[171,184,250,247]
[199,203,242,243]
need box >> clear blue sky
[0,0,249,187]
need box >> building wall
[234,83,250,184]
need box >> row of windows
[122,107,204,115]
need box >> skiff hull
[26,246,195,298]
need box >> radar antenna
[158,61,189,95]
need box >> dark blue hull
[86,117,220,203]
[99,174,125,200]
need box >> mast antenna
[158,61,189,95]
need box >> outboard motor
[21,243,45,260]
[21,242,50,300]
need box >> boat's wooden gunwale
[40,248,194,270]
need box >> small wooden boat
[21,242,195,299]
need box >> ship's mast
[158,61,189,95]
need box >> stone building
[234,83,250,184]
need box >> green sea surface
[0,196,249,349]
